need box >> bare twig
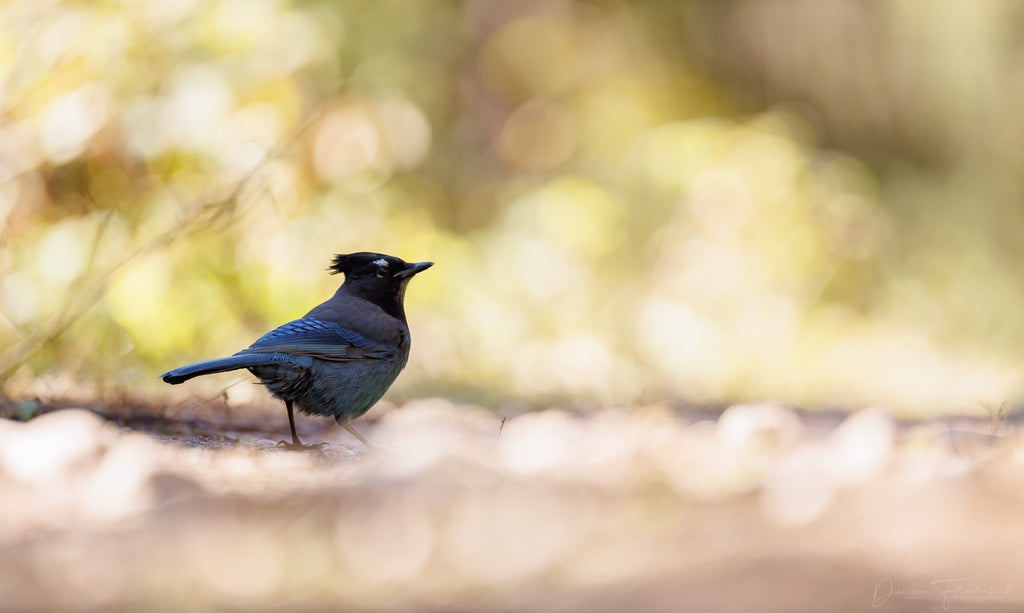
[488,416,508,454]
[0,81,346,388]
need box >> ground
[0,398,1022,612]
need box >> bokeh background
[3,0,1024,416]
[8,4,1024,612]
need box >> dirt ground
[1,398,1023,613]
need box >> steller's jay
[160,252,433,449]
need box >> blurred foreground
[2,402,1023,613]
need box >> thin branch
[0,81,346,388]
[488,416,508,454]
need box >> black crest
[329,252,399,276]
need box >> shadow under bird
[160,252,433,449]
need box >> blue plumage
[159,252,433,448]
[249,318,372,348]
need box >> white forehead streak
[372,258,388,267]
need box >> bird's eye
[375,265,388,278]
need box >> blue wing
[235,318,394,361]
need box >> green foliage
[1,0,1022,414]
[16,399,37,421]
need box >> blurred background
[7,4,1024,611]
[2,0,1024,416]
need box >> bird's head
[329,252,433,318]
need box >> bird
[160,252,433,449]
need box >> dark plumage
[160,252,433,449]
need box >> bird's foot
[276,440,331,451]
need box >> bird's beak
[394,261,434,279]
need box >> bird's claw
[276,440,331,451]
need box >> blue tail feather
[160,354,283,384]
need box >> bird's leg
[277,401,326,450]
[337,416,374,449]
[287,400,301,445]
